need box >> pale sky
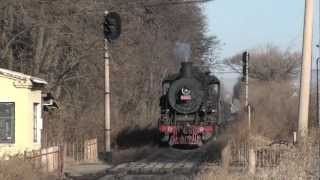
[203,0,320,95]
[204,0,319,60]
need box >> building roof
[0,68,47,85]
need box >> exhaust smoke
[175,42,191,62]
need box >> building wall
[0,75,42,157]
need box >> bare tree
[227,45,301,139]
[226,45,300,82]
[0,0,219,147]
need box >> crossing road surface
[98,141,223,180]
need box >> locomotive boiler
[159,62,223,146]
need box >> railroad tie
[141,162,157,174]
[127,163,146,174]
[151,162,166,174]
[163,162,175,173]
[109,163,128,173]
[172,163,185,173]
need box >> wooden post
[59,145,64,177]
[222,143,230,170]
[248,149,256,174]
[63,143,67,160]
[84,139,88,161]
[72,143,75,160]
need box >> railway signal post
[242,51,251,130]
[103,11,121,162]
[243,51,255,174]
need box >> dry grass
[197,129,320,180]
[248,80,299,139]
[0,156,59,180]
[197,168,250,180]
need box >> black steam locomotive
[159,62,223,146]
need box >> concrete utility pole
[298,0,314,140]
[317,0,320,128]
[317,57,320,127]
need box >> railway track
[99,140,223,180]
[106,149,202,175]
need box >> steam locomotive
[159,62,223,146]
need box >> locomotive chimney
[180,62,193,78]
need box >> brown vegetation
[0,157,58,180]
[249,80,298,139]
[227,45,300,82]
[229,45,300,139]
[197,129,320,180]
[211,44,320,179]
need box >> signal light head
[242,51,249,81]
[104,12,121,41]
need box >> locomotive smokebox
[180,62,193,78]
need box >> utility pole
[298,0,314,140]
[317,0,320,128]
[103,11,121,162]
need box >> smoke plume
[174,42,191,62]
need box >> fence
[84,138,98,162]
[230,140,249,167]
[255,148,282,167]
[24,145,64,177]
[22,138,98,178]
[63,138,98,162]
[228,138,287,169]
[43,138,98,163]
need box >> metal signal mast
[242,51,251,130]
[103,11,121,162]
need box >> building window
[0,102,15,144]
[33,103,40,143]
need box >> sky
[203,0,320,96]
[204,0,319,61]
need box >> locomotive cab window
[209,84,219,100]
[208,84,220,110]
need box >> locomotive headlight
[201,107,206,112]
[181,88,191,95]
